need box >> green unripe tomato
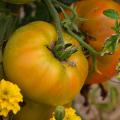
[4,0,36,4]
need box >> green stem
[67,30,100,73]
[43,0,64,44]
[91,55,97,73]
[53,0,87,22]
[67,29,100,56]
[53,0,99,56]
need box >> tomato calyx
[53,41,77,61]
[46,39,78,61]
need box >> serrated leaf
[103,9,120,19]
[101,35,119,56]
[112,20,119,32]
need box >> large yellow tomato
[3,21,88,106]
[4,0,35,4]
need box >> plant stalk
[43,0,64,44]
[67,30,99,56]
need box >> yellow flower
[0,79,23,117]
[50,107,81,120]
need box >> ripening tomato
[3,21,88,106]
[74,0,120,84]
[4,0,35,4]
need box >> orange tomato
[74,0,120,84]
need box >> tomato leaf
[101,35,119,56]
[103,9,120,19]
[0,13,17,79]
[0,14,17,43]
[102,9,120,56]
[112,20,120,33]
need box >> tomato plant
[3,21,88,106]
[1,0,120,120]
[72,0,120,84]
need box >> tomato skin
[75,0,120,50]
[88,48,120,84]
[73,0,120,84]
[3,21,88,106]
[4,0,35,4]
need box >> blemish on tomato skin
[68,61,76,67]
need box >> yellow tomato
[3,21,88,106]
